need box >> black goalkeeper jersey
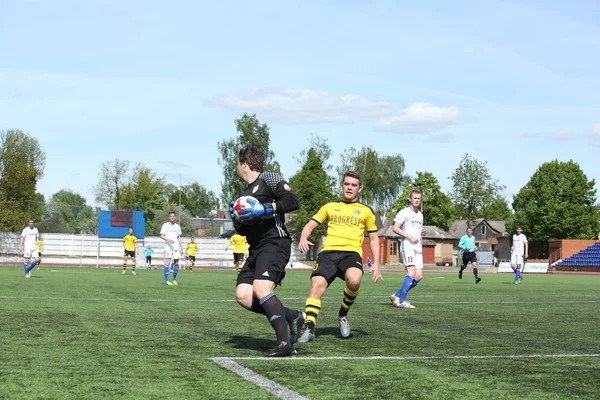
[234,172,299,247]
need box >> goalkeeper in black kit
[229,145,306,357]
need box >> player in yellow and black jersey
[297,171,382,343]
[35,237,44,269]
[186,237,198,271]
[122,228,138,275]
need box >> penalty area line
[212,357,308,400]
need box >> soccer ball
[232,195,259,224]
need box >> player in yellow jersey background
[35,236,44,269]
[225,233,248,273]
[122,228,138,275]
[186,237,198,271]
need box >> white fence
[0,232,303,268]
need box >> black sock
[249,298,266,315]
[259,293,289,343]
[473,268,479,278]
[338,306,348,318]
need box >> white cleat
[122,270,126,275]
[399,301,415,309]
[339,316,351,338]
[390,295,401,308]
[25,273,31,278]
[132,271,136,275]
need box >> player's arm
[392,221,418,244]
[367,231,382,282]
[178,235,183,250]
[18,235,24,251]
[272,179,299,215]
[225,238,233,250]
[458,236,467,251]
[524,240,529,258]
[298,220,320,253]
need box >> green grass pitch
[0,266,598,399]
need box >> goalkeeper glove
[238,198,274,224]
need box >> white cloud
[374,102,462,134]
[207,88,461,134]
[587,123,600,147]
[549,129,576,141]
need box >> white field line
[212,357,309,400]
[212,353,600,399]
[215,353,600,362]
[1,295,598,303]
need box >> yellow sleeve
[365,209,378,232]
[311,203,330,225]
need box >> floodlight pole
[178,171,182,225]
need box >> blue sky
[1,0,599,208]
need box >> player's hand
[238,198,274,223]
[371,265,383,283]
[410,235,419,244]
[18,246,22,252]
[298,238,313,253]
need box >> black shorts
[462,251,477,265]
[188,255,196,262]
[233,253,245,263]
[124,250,135,257]
[146,256,152,263]
[311,250,363,286]
[237,238,290,286]
[38,253,42,257]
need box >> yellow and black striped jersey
[312,201,377,256]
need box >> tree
[390,172,454,231]
[337,146,408,213]
[0,129,46,230]
[480,195,512,221]
[41,190,97,234]
[147,205,195,237]
[217,113,280,206]
[120,164,168,231]
[93,158,130,209]
[450,153,506,225]
[293,134,334,171]
[179,182,219,218]
[289,148,337,260]
[512,160,599,242]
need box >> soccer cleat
[25,273,31,278]
[458,270,463,279]
[132,271,136,275]
[339,316,351,338]
[390,295,401,308]
[265,341,298,357]
[36,267,40,270]
[297,325,316,343]
[515,278,522,284]
[399,301,415,309]
[289,312,306,344]
[122,270,126,275]
[164,281,174,286]
[475,277,482,284]
[171,281,178,286]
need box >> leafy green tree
[512,160,599,241]
[120,164,168,230]
[93,158,130,209]
[337,146,408,213]
[179,182,219,218]
[0,129,46,230]
[217,113,280,206]
[41,190,96,234]
[294,134,334,171]
[450,153,506,225]
[390,172,454,231]
[289,148,337,260]
[481,195,512,221]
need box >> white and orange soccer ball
[232,195,259,224]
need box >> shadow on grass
[226,335,275,351]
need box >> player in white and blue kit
[160,211,183,285]
[390,191,425,309]
[510,226,528,284]
[19,219,40,278]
